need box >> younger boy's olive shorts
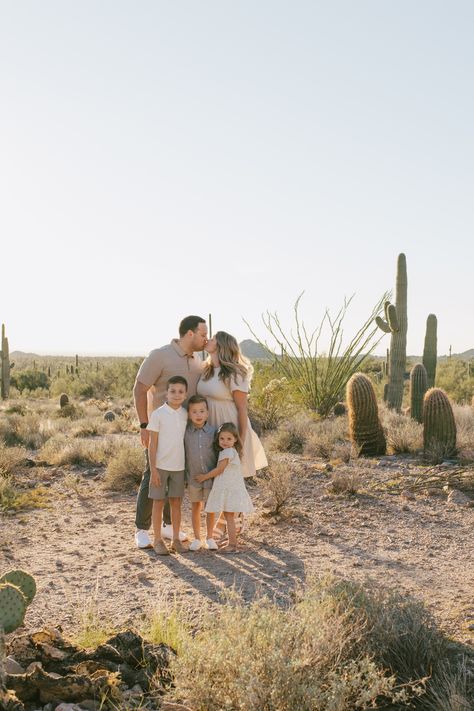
[188,482,211,504]
[149,469,185,500]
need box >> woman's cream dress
[197,369,268,478]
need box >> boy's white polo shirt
[147,403,188,470]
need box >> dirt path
[1,455,473,645]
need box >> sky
[1,1,473,357]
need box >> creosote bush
[170,577,470,711]
[103,445,144,492]
[304,416,348,459]
[265,415,312,454]
[257,457,298,516]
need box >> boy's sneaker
[171,539,189,554]
[135,529,153,549]
[162,523,188,542]
[189,539,202,552]
[206,538,218,551]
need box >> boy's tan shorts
[149,469,185,500]
[188,482,211,504]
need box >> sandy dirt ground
[1,453,473,646]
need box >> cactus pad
[0,583,27,633]
[0,570,36,605]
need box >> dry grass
[326,472,361,496]
[170,577,472,710]
[265,415,313,454]
[0,443,27,476]
[454,405,474,461]
[0,477,49,512]
[103,445,144,492]
[382,409,423,454]
[38,434,116,467]
[304,416,348,459]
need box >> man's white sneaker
[206,538,218,551]
[189,539,202,552]
[162,523,189,542]
[135,529,153,549]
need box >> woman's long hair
[202,331,253,385]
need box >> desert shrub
[0,413,58,449]
[436,360,473,404]
[171,577,465,710]
[72,417,107,438]
[49,360,140,400]
[453,405,474,459]
[103,445,144,492]
[304,416,348,459]
[5,403,28,415]
[248,365,300,431]
[10,369,50,393]
[39,434,116,467]
[0,477,49,512]
[257,457,298,516]
[326,472,361,495]
[0,444,27,476]
[54,403,81,419]
[266,415,311,453]
[382,409,423,454]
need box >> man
[134,315,208,548]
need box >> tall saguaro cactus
[1,324,11,400]
[376,254,408,412]
[422,314,437,388]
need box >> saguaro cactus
[422,314,437,388]
[346,373,386,456]
[376,254,408,412]
[410,363,428,423]
[1,324,11,400]
[423,388,457,458]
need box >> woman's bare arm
[232,389,248,444]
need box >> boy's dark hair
[179,315,206,337]
[187,395,208,409]
[213,422,242,456]
[167,375,188,389]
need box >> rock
[446,489,472,506]
[5,656,26,675]
[54,704,83,711]
[400,490,416,501]
[160,704,194,711]
[104,515,116,524]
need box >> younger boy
[148,375,189,555]
[185,395,218,551]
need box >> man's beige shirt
[135,340,204,416]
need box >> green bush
[11,369,50,393]
[249,365,299,431]
[436,360,473,404]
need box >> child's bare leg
[224,512,237,547]
[206,512,215,540]
[191,502,202,541]
[169,497,182,540]
[152,500,165,544]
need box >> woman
[197,331,267,538]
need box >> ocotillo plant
[422,314,437,388]
[0,324,11,400]
[376,253,408,412]
[346,373,386,456]
[410,363,428,423]
[423,388,457,458]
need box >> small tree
[245,292,389,417]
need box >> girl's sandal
[212,519,227,542]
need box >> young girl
[195,422,254,552]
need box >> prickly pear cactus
[0,571,36,606]
[59,393,69,408]
[423,388,457,457]
[410,364,428,424]
[346,373,386,456]
[0,584,27,634]
[422,314,437,388]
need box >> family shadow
[144,543,305,606]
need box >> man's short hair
[179,315,206,337]
[187,395,208,409]
[167,375,188,389]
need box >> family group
[133,315,268,555]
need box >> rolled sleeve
[230,374,249,393]
[147,410,161,433]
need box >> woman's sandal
[218,544,238,554]
[212,518,227,542]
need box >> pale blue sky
[1,1,473,356]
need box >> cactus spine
[1,324,11,400]
[376,254,408,412]
[410,363,428,423]
[422,314,437,388]
[347,373,386,456]
[423,388,457,457]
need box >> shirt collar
[164,402,183,414]
[171,339,194,358]
[190,422,212,433]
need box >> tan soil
[1,451,473,645]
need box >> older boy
[185,396,218,551]
[148,376,189,555]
